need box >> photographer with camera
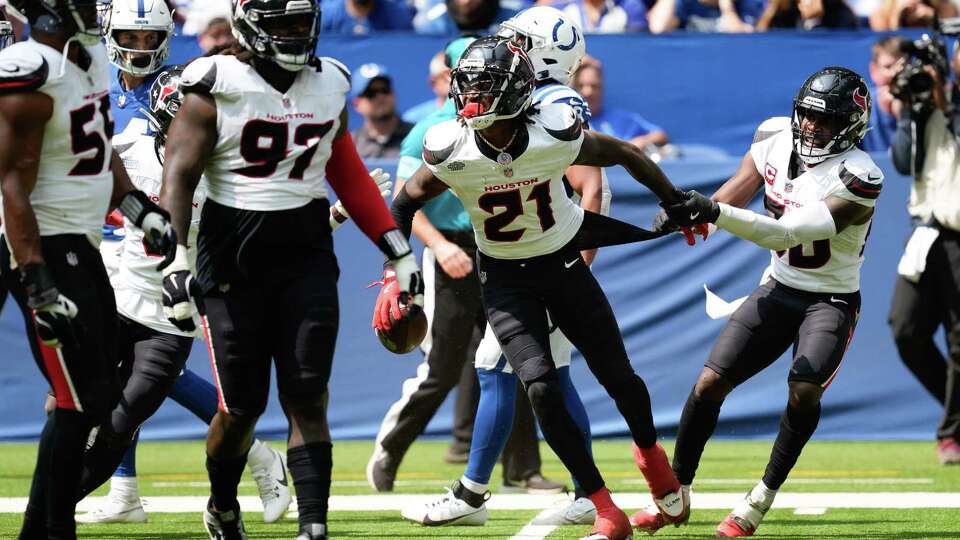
[888,25,960,465]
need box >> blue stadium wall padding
[0,154,944,441]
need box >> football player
[78,66,293,526]
[385,36,689,540]
[399,7,608,528]
[646,67,880,537]
[104,0,174,147]
[158,1,422,539]
[0,1,177,538]
[367,35,565,499]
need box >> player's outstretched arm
[664,192,874,251]
[329,168,393,232]
[711,150,765,209]
[565,164,603,265]
[390,164,450,240]
[0,92,50,268]
[573,130,683,205]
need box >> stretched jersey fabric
[750,116,882,293]
[0,39,113,250]
[112,134,207,336]
[179,54,350,211]
[423,103,585,259]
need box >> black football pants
[2,235,118,540]
[478,240,659,495]
[888,227,960,440]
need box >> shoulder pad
[537,103,582,142]
[180,56,218,96]
[838,151,883,200]
[0,45,48,95]
[753,116,791,144]
[318,56,351,87]
[422,119,462,166]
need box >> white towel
[897,226,940,283]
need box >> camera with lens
[891,17,960,112]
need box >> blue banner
[0,154,943,441]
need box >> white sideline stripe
[2,492,960,513]
[624,477,935,486]
[150,477,934,489]
[794,507,828,515]
[508,508,558,540]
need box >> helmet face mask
[791,66,871,165]
[106,0,173,77]
[496,6,584,85]
[232,0,321,72]
[450,36,536,130]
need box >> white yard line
[507,508,559,540]
[0,492,958,513]
[624,477,935,485]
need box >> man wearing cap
[367,37,562,495]
[352,63,414,159]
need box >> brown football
[376,304,427,354]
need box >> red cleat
[716,513,756,537]
[629,486,690,535]
[631,443,681,497]
[581,508,633,540]
[938,438,960,465]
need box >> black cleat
[366,445,399,492]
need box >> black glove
[22,264,80,349]
[161,245,199,332]
[662,190,720,226]
[651,209,679,234]
[118,190,178,270]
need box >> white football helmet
[497,6,586,85]
[105,0,174,76]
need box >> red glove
[371,268,402,331]
[679,223,710,246]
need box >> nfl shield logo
[282,97,291,108]
[66,252,78,267]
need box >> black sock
[526,377,603,494]
[288,442,333,527]
[46,409,91,540]
[672,392,723,485]
[77,425,134,501]
[763,403,820,490]
[453,480,486,508]
[207,452,249,512]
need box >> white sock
[459,475,488,495]
[109,476,140,501]
[681,484,691,499]
[247,439,274,470]
[748,480,777,509]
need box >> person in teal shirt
[367,37,561,495]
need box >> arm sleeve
[715,201,837,251]
[390,186,426,239]
[325,131,398,243]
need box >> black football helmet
[6,0,104,46]
[143,65,185,146]
[792,66,871,164]
[232,0,321,71]
[450,35,536,130]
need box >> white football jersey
[423,104,585,259]
[179,54,350,211]
[112,134,206,336]
[0,40,113,249]
[750,117,882,293]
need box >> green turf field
[0,439,958,538]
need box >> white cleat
[532,496,597,525]
[76,493,147,524]
[401,487,488,526]
[249,445,292,523]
